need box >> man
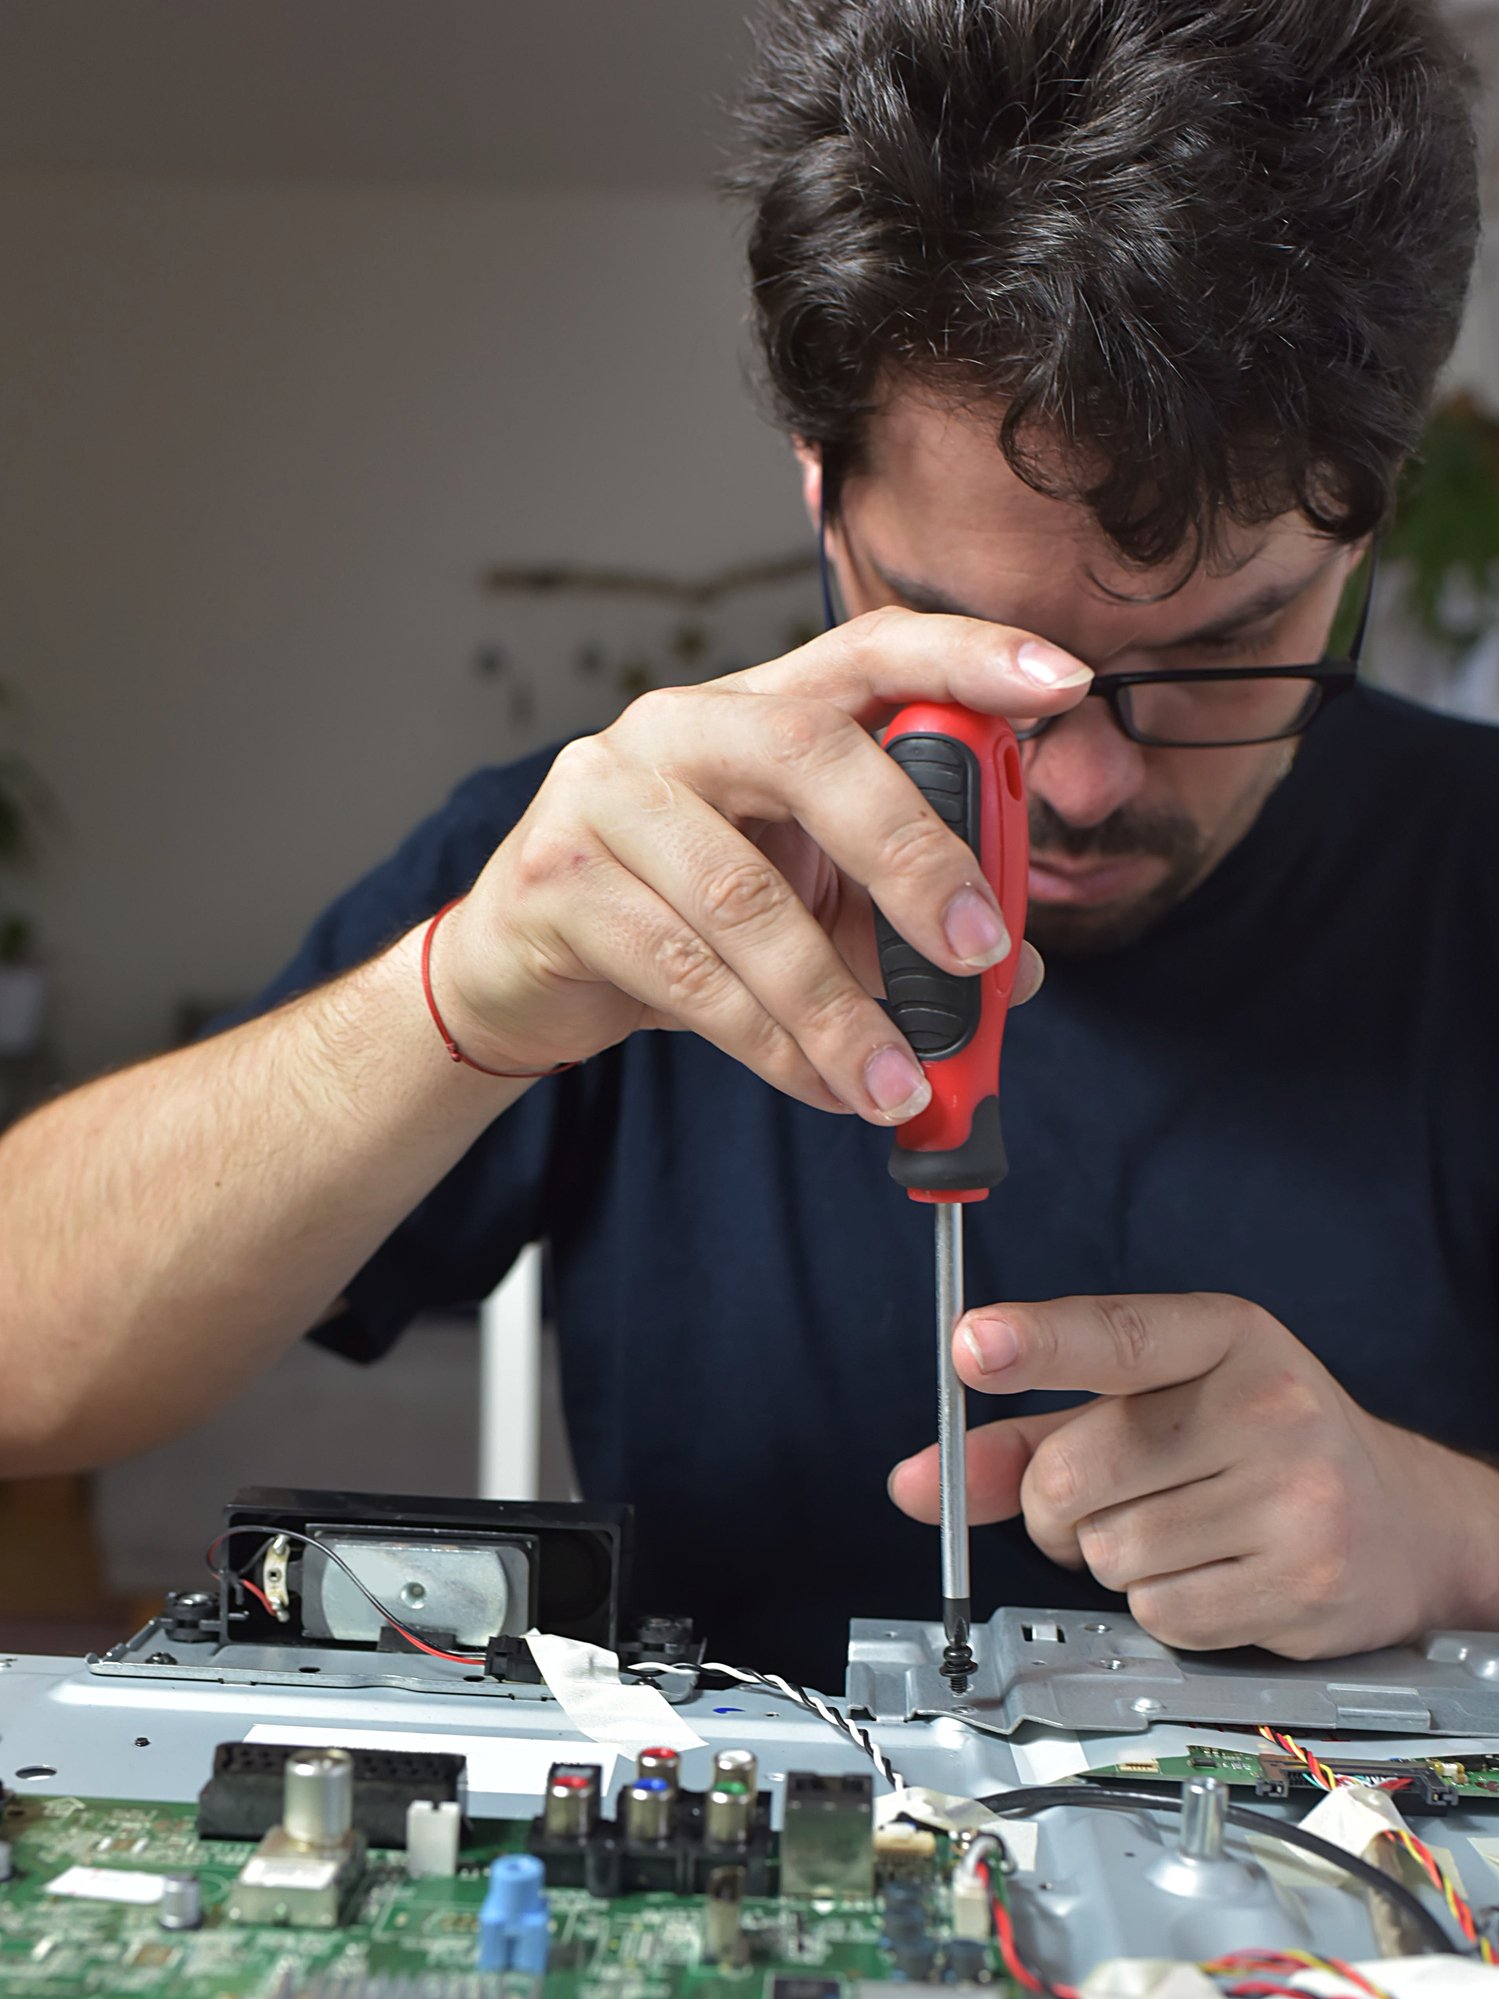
[1,0,1493,1688]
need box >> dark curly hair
[728,0,1480,567]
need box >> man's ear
[792,438,822,529]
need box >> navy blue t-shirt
[230,688,1499,1685]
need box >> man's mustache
[1028,795,1201,868]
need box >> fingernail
[944,886,1009,968]
[886,1461,909,1500]
[1016,640,1093,689]
[962,1314,1020,1374]
[865,1044,931,1121]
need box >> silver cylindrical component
[703,1863,746,1965]
[636,1746,681,1793]
[712,1749,757,1792]
[0,1839,11,1882]
[705,1782,753,1847]
[157,1872,203,1930]
[625,1777,674,1843]
[1180,1776,1227,1861]
[283,1747,354,1847]
[543,1765,601,1840]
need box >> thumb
[888,1407,1080,1526]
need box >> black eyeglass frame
[818,505,1377,751]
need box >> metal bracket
[846,1608,1499,1736]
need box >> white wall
[0,174,812,1079]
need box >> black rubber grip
[888,1093,1008,1192]
[875,734,982,1059]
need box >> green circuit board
[1085,1744,1499,1802]
[0,1793,983,1999]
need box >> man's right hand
[433,610,1092,1122]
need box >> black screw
[941,1636,976,1694]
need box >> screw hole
[298,1666,320,1675]
[15,1766,55,1781]
[133,1737,150,1748]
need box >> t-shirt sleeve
[206,746,575,1363]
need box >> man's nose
[1022,695,1150,830]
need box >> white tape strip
[1009,1729,1093,1785]
[523,1628,706,1755]
[875,1785,1039,1870]
[1293,1780,1409,1878]
[47,1866,166,1905]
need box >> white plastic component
[46,1866,167,1906]
[1082,1962,1219,1999]
[950,1869,992,1941]
[406,1799,461,1879]
[873,1786,1040,1871]
[1088,1960,1499,1999]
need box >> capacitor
[635,1746,681,1793]
[625,1775,674,1843]
[0,1840,12,1883]
[282,1747,354,1847]
[157,1872,202,1931]
[542,1764,601,1841]
[703,1863,747,1965]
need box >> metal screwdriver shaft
[934,1202,974,1690]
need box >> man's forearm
[0,927,528,1474]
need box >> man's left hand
[887,1292,1499,1657]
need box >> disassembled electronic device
[6,1488,1499,1998]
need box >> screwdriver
[876,704,1030,1694]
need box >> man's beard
[1024,796,1208,957]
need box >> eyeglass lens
[1115,674,1324,746]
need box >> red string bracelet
[420,898,578,1080]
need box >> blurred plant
[1386,392,1499,654]
[0,916,32,966]
[0,680,56,963]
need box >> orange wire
[1255,1728,1495,1966]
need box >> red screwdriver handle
[877,703,1029,1204]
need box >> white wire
[625,1658,904,1789]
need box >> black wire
[204,1525,485,1661]
[979,1784,1466,1957]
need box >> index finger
[732,605,1093,727]
[955,1293,1246,1398]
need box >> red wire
[206,1528,486,1667]
[991,1901,1080,1999]
[1227,1983,1328,1998]
[378,1627,487,1667]
[1211,1950,1387,1999]
[976,1861,1079,1999]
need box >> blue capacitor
[478,1853,550,1974]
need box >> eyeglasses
[819,511,1375,750]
